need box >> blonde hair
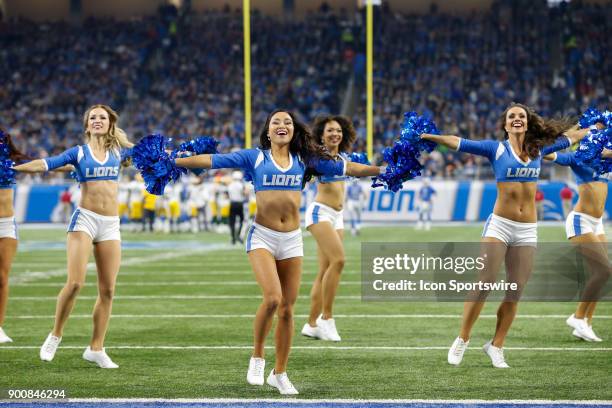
[82,104,133,151]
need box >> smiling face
[86,107,111,137]
[267,111,294,147]
[322,120,343,151]
[504,106,528,136]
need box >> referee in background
[228,171,248,245]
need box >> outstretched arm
[13,159,48,173]
[564,123,606,144]
[15,147,79,173]
[176,149,254,170]
[346,162,383,177]
[421,134,461,150]
[175,154,213,169]
[422,133,500,160]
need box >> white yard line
[9,244,232,284]
[9,295,357,300]
[24,398,612,405]
[11,281,362,286]
[7,314,612,319]
[1,345,610,352]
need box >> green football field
[1,225,610,400]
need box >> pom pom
[120,147,133,162]
[348,152,370,165]
[372,112,439,192]
[578,108,612,129]
[0,129,10,160]
[602,110,612,129]
[132,134,186,195]
[575,127,612,174]
[579,107,604,129]
[178,136,219,156]
[0,159,16,187]
[0,130,16,187]
[177,136,220,177]
[398,111,437,153]
[598,158,612,176]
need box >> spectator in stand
[560,183,574,218]
[60,188,73,224]
[1,3,609,179]
[536,188,545,220]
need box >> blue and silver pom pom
[177,136,219,177]
[0,159,16,187]
[575,127,612,174]
[132,134,187,195]
[0,130,16,187]
[372,112,439,192]
[178,136,219,156]
[579,107,612,129]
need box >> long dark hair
[258,109,333,185]
[311,115,357,154]
[498,103,575,159]
[258,109,333,160]
[0,129,30,163]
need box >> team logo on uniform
[86,166,119,178]
[506,167,540,178]
[262,174,302,187]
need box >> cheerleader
[301,115,358,342]
[172,109,382,394]
[421,103,592,368]
[0,130,30,343]
[544,146,611,342]
[14,104,133,368]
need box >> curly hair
[0,128,30,163]
[311,115,357,154]
[498,102,575,159]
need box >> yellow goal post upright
[242,0,373,155]
[243,0,252,148]
[366,0,374,160]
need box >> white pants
[305,201,344,230]
[482,213,537,246]
[0,217,18,240]
[566,210,605,239]
[68,207,121,242]
[245,222,303,260]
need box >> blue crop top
[457,137,570,182]
[44,144,129,182]
[553,152,612,185]
[210,149,346,192]
[318,153,349,183]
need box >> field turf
[1,225,610,401]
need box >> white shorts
[482,213,537,247]
[67,207,121,243]
[305,201,344,230]
[0,217,18,240]
[419,202,432,212]
[346,200,361,213]
[245,222,303,260]
[566,210,605,239]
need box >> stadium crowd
[1,0,609,181]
